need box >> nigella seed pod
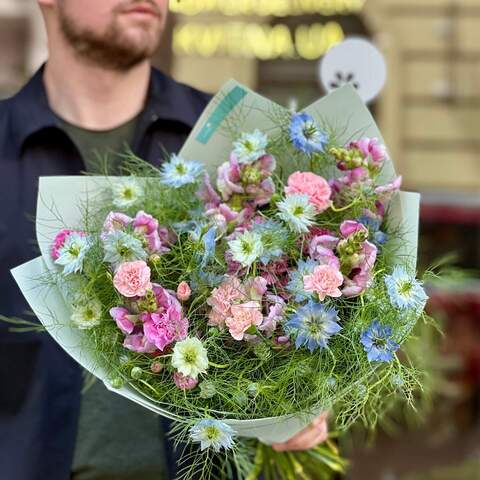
[199,381,217,399]
[110,377,124,389]
[130,367,143,379]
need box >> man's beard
[58,2,162,71]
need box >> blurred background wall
[1,1,479,479]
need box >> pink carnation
[303,264,343,301]
[113,261,152,298]
[207,277,246,328]
[173,372,198,391]
[51,229,85,260]
[285,171,331,213]
[176,281,191,302]
[226,301,263,341]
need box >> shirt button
[151,114,159,121]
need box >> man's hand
[271,412,328,452]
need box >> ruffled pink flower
[207,276,246,328]
[113,261,152,298]
[303,265,343,301]
[349,137,387,169]
[216,153,276,208]
[340,220,368,238]
[158,227,176,248]
[226,301,263,341]
[197,172,222,210]
[101,212,132,239]
[342,240,377,297]
[309,233,340,269]
[173,372,198,391]
[133,211,163,253]
[109,306,136,334]
[141,285,188,351]
[123,333,156,353]
[285,171,331,213]
[51,229,85,260]
[244,277,268,301]
[260,295,285,337]
[176,281,191,302]
[375,176,402,203]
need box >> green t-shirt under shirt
[61,115,139,173]
[61,117,168,480]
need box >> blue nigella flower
[286,301,341,352]
[102,230,147,265]
[286,258,317,302]
[289,112,328,154]
[384,266,428,311]
[189,419,235,452]
[200,227,217,267]
[360,320,400,362]
[160,154,204,188]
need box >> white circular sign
[319,37,387,104]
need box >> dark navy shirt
[0,66,210,480]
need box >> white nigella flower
[228,231,264,267]
[277,194,317,233]
[172,337,209,379]
[71,298,103,330]
[160,154,204,188]
[112,178,144,208]
[55,232,91,275]
[102,230,147,265]
[190,419,235,452]
[232,129,268,164]
[384,266,428,312]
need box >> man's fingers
[272,417,328,452]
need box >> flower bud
[176,281,191,302]
[110,377,124,389]
[150,361,164,374]
[130,367,143,379]
[199,381,217,399]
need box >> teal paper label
[196,85,247,144]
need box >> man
[0,1,329,479]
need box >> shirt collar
[10,64,201,155]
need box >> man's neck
[43,53,151,131]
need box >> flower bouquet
[11,83,427,479]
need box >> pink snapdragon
[113,260,152,298]
[348,137,387,170]
[101,212,132,239]
[123,333,156,353]
[285,171,331,213]
[303,264,343,301]
[109,306,136,334]
[226,301,263,341]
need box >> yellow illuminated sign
[170,0,365,17]
[173,22,345,60]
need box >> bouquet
[11,83,427,479]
